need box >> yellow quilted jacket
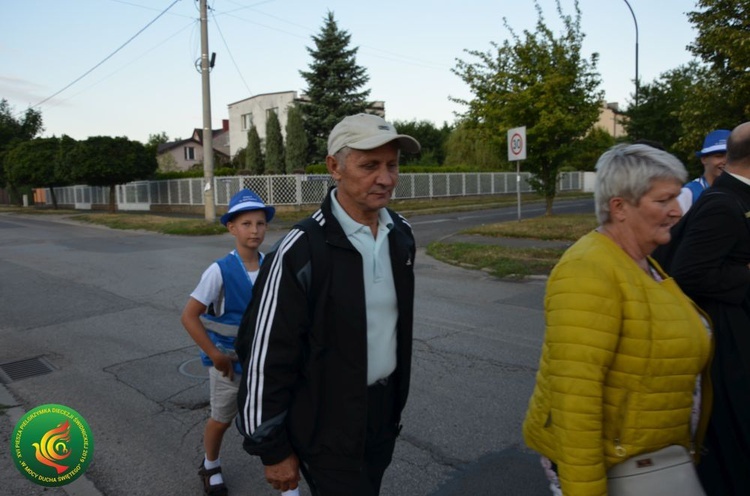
[522,231,712,496]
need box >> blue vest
[684,176,709,205]
[200,251,263,373]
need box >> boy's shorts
[208,366,240,423]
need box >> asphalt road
[0,198,593,496]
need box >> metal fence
[41,171,582,210]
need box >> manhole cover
[0,356,56,383]
[179,357,209,379]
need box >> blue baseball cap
[696,129,730,157]
[220,189,275,226]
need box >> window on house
[184,146,195,161]
[266,107,278,119]
[241,113,253,130]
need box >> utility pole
[199,0,215,221]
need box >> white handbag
[607,445,705,496]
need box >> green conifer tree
[300,11,371,163]
[245,127,264,175]
[284,105,308,173]
[265,111,284,174]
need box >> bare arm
[181,297,235,380]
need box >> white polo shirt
[330,189,398,385]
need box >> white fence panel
[43,171,582,210]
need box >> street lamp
[622,0,639,108]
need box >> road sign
[507,126,527,161]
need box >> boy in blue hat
[181,189,275,496]
[677,129,731,213]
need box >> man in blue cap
[677,129,731,213]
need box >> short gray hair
[595,144,687,224]
[333,146,353,169]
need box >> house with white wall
[227,91,385,158]
[227,91,300,158]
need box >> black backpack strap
[293,215,329,302]
[235,215,328,364]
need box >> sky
[2,0,699,144]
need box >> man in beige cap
[236,113,420,495]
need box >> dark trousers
[300,378,398,496]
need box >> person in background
[523,144,712,495]
[235,113,420,495]
[667,122,750,495]
[677,129,730,213]
[181,189,275,496]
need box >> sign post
[507,126,527,221]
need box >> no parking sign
[507,126,527,221]
[507,126,527,161]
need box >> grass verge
[72,214,230,235]
[427,214,597,279]
[427,242,565,280]
[463,213,597,241]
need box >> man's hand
[265,453,300,492]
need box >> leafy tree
[56,135,78,186]
[145,132,170,157]
[300,11,371,162]
[571,127,616,171]
[157,153,179,172]
[3,137,72,208]
[443,121,507,169]
[245,127,264,175]
[265,111,284,174]
[687,0,750,100]
[451,0,602,214]
[67,136,157,212]
[624,63,698,158]
[671,0,750,163]
[0,99,43,199]
[285,105,308,173]
[392,120,452,166]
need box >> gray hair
[595,143,687,224]
[333,146,353,169]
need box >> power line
[214,4,449,72]
[50,20,196,110]
[31,0,182,109]
[209,8,253,96]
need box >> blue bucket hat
[220,189,275,226]
[696,129,730,157]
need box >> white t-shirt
[190,250,259,317]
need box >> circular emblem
[11,404,94,487]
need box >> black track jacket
[236,188,415,471]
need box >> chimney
[222,119,229,131]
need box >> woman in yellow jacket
[523,144,712,496]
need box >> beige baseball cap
[327,113,421,156]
